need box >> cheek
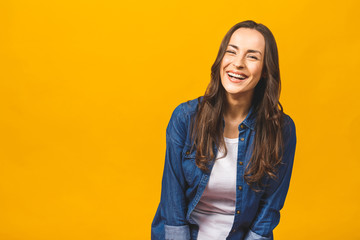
[249,63,264,78]
[221,57,231,70]
[220,60,226,76]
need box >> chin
[222,82,243,94]
[224,87,245,95]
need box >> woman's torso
[179,97,262,239]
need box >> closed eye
[226,50,236,54]
[248,55,259,60]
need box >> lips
[226,70,248,82]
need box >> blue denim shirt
[152,97,297,240]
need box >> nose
[232,55,245,69]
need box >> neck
[223,91,253,121]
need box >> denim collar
[241,104,256,130]
[221,104,256,131]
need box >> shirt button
[239,161,243,165]
[236,210,240,214]
[240,124,244,129]
[238,186,243,190]
[186,151,190,155]
[240,137,245,141]
[232,229,236,233]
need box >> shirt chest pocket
[182,148,202,187]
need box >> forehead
[228,28,265,52]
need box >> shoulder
[169,96,202,122]
[175,96,202,117]
[282,113,296,136]
[281,113,297,149]
[166,96,202,140]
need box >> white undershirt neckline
[190,136,239,240]
[224,136,239,143]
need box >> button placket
[235,126,247,221]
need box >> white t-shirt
[190,136,238,240]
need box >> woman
[152,20,297,240]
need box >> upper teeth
[228,72,246,79]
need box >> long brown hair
[191,20,284,190]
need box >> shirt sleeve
[244,115,297,240]
[159,103,191,240]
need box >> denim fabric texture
[151,97,297,240]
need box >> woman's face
[220,28,265,99]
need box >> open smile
[226,71,248,82]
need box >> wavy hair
[190,20,284,190]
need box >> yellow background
[1,0,359,239]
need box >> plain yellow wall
[1,0,359,239]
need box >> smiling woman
[152,20,297,240]
[220,28,265,99]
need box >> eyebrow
[228,44,262,55]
